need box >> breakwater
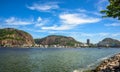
[95,53,120,72]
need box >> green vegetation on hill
[97,38,120,47]
[34,35,82,47]
[0,28,23,40]
[0,28,34,47]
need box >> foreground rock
[0,28,34,47]
[95,53,120,72]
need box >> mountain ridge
[0,28,120,48]
[34,35,82,47]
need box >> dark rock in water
[94,53,120,72]
[0,28,35,47]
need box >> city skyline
[0,0,120,43]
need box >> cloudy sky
[0,0,120,43]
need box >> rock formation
[0,28,34,47]
[95,53,120,72]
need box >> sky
[0,0,120,43]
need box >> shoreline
[87,53,120,72]
[0,46,120,48]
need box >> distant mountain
[0,28,34,47]
[34,35,82,47]
[97,38,120,47]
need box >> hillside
[97,38,120,47]
[0,28,34,47]
[34,35,82,47]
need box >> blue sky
[0,0,120,43]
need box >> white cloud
[75,32,109,37]
[96,0,109,11]
[41,13,101,31]
[35,23,43,27]
[59,13,101,25]
[77,9,102,16]
[111,33,120,37]
[0,24,19,29]
[35,17,49,27]
[76,9,87,12]
[5,17,33,25]
[46,31,120,38]
[80,33,96,37]
[98,33,110,36]
[42,24,74,30]
[37,17,42,22]
[80,32,120,37]
[92,12,102,16]
[27,2,59,11]
[1,16,48,27]
[105,23,120,27]
[62,8,102,17]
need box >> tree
[101,0,120,20]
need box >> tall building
[87,39,90,45]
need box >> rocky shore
[94,53,120,72]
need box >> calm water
[0,48,120,72]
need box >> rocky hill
[34,35,82,47]
[0,28,34,47]
[97,38,120,47]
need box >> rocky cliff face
[35,35,82,46]
[0,28,34,47]
[97,38,120,47]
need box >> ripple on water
[0,48,120,72]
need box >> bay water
[0,48,120,72]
